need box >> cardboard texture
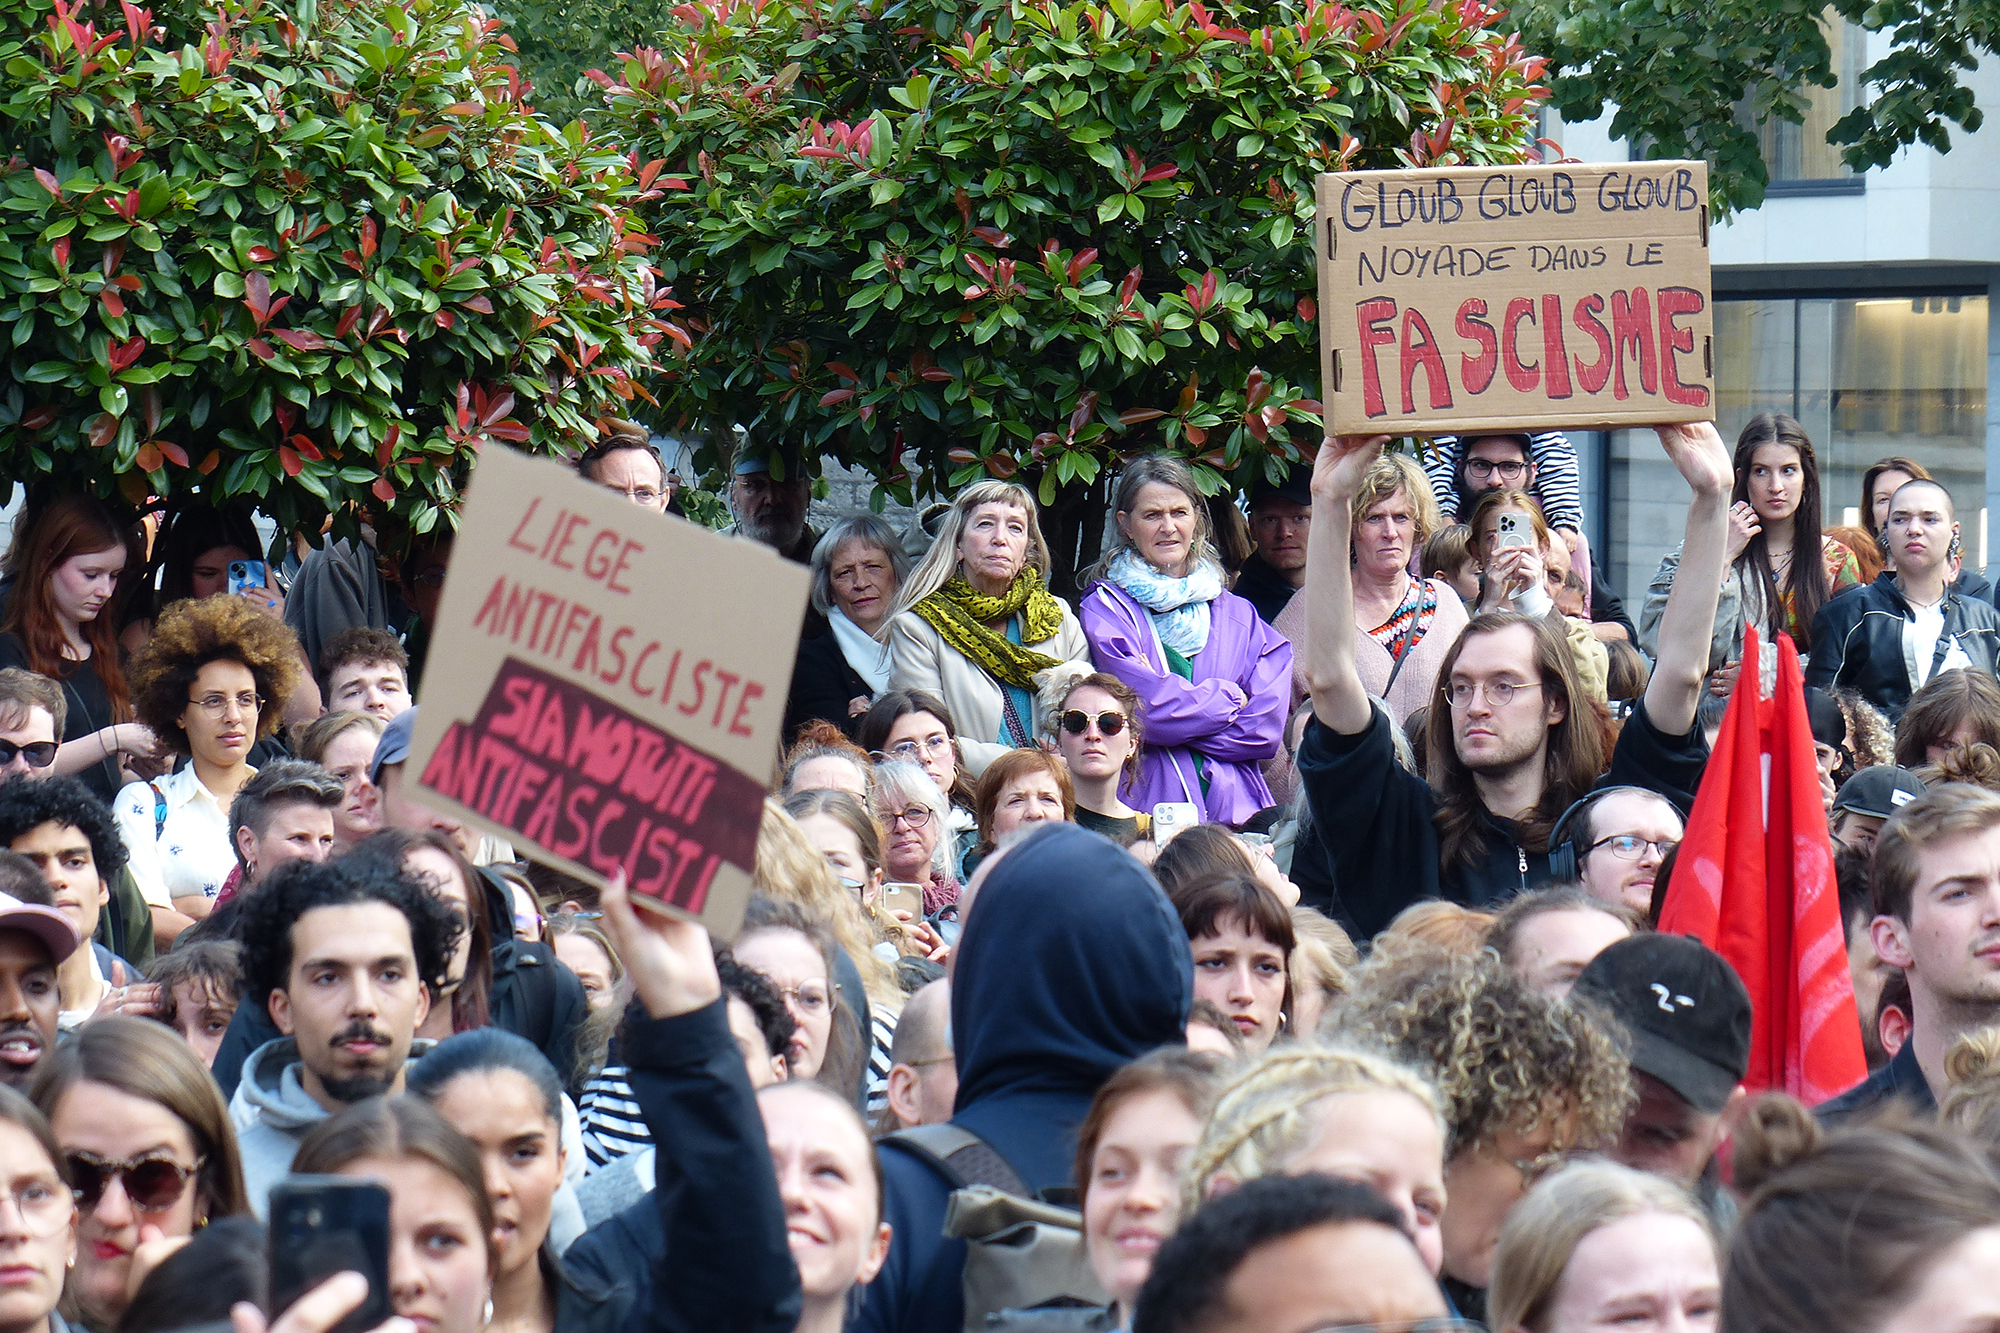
[1316,161,1714,436]
[402,447,808,939]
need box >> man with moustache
[228,855,459,1213]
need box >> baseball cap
[1833,765,1927,819]
[1249,463,1311,509]
[1804,687,1845,749]
[0,891,80,964]
[1572,933,1752,1115]
[371,705,418,785]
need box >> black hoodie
[856,822,1192,1333]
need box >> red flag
[1657,624,1867,1104]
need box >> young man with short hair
[1807,479,2000,720]
[1296,424,1732,937]
[578,422,673,514]
[0,776,145,1027]
[1572,933,1752,1228]
[1563,785,1687,916]
[316,627,412,722]
[1131,1174,1446,1333]
[1821,782,2000,1121]
[1485,884,1636,999]
[230,855,460,1211]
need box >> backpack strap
[883,1123,1033,1199]
[147,782,167,841]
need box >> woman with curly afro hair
[1329,944,1633,1324]
[113,596,303,929]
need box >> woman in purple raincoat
[1081,456,1293,826]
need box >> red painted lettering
[1610,288,1658,400]
[1501,297,1539,392]
[1657,286,1709,407]
[1456,299,1498,395]
[1355,298,1398,419]
[1398,308,1453,413]
[1572,295,1613,394]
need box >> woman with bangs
[1162,872,1293,1054]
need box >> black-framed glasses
[1465,458,1527,480]
[1587,834,1679,862]
[1060,710,1127,737]
[0,740,56,768]
[68,1151,205,1212]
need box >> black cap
[1804,687,1845,749]
[1572,934,1752,1114]
[1833,765,1927,819]
[1248,463,1311,509]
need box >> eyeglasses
[1507,1146,1577,1187]
[0,740,56,769]
[1060,710,1128,737]
[1587,834,1679,862]
[189,691,263,718]
[880,736,953,762]
[886,806,933,830]
[606,485,664,506]
[0,1177,75,1236]
[411,568,448,589]
[67,1151,205,1213]
[773,982,838,1016]
[1445,679,1542,709]
[1465,458,1528,480]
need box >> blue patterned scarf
[1106,550,1223,657]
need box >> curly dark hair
[128,596,303,754]
[1332,944,1632,1157]
[236,856,461,1010]
[0,774,130,879]
[716,948,794,1059]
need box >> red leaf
[459,296,494,314]
[360,217,378,259]
[1066,248,1098,284]
[372,477,396,503]
[246,246,278,262]
[278,445,303,476]
[243,270,272,324]
[1296,295,1317,322]
[336,306,363,339]
[135,442,162,472]
[1118,408,1167,426]
[1139,163,1178,182]
[247,338,275,360]
[87,414,117,448]
[486,421,531,442]
[33,169,60,198]
[1185,424,1208,446]
[51,238,70,272]
[827,361,859,382]
[157,441,189,468]
[290,433,323,461]
[434,309,456,330]
[819,389,856,407]
[479,391,517,426]
[20,407,57,431]
[197,450,220,475]
[273,328,327,351]
[100,289,125,318]
[984,454,1018,479]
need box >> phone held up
[1152,802,1199,846]
[227,560,268,596]
[1495,513,1530,550]
[268,1177,394,1333]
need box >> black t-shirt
[0,633,122,802]
[1074,806,1147,845]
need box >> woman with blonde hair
[1487,1161,1719,1333]
[1277,449,1465,726]
[885,480,1091,775]
[1286,906,1355,1035]
[1184,1042,1449,1273]
[1082,456,1292,824]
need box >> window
[1737,15,1866,184]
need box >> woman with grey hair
[867,758,959,912]
[786,514,912,740]
[1081,455,1292,825]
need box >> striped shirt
[1424,430,1584,532]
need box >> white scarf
[1106,549,1223,658]
[830,608,894,693]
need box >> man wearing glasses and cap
[1237,465,1312,626]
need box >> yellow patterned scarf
[913,571,1066,689]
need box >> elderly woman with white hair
[786,514,913,740]
[886,480,1092,776]
[868,758,960,914]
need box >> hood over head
[951,822,1191,1113]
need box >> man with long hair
[1295,423,1733,938]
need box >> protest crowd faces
[17,419,2000,1333]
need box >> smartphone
[227,559,268,595]
[1152,802,1200,846]
[880,882,925,919]
[268,1177,393,1333]
[1495,513,1530,550]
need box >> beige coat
[886,602,1092,776]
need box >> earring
[482,1295,494,1325]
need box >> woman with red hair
[0,496,159,801]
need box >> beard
[319,1070,400,1104]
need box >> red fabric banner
[1657,625,1867,1104]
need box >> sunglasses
[0,740,56,769]
[67,1151,204,1213]
[1059,710,1127,737]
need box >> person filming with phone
[1295,425,1733,939]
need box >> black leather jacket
[1805,574,2000,721]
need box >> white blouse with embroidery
[114,765,249,909]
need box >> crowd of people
[0,411,1992,1333]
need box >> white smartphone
[1152,802,1200,846]
[1496,512,1531,549]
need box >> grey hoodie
[229,1036,435,1218]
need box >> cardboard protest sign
[403,447,808,938]
[1316,161,1714,435]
